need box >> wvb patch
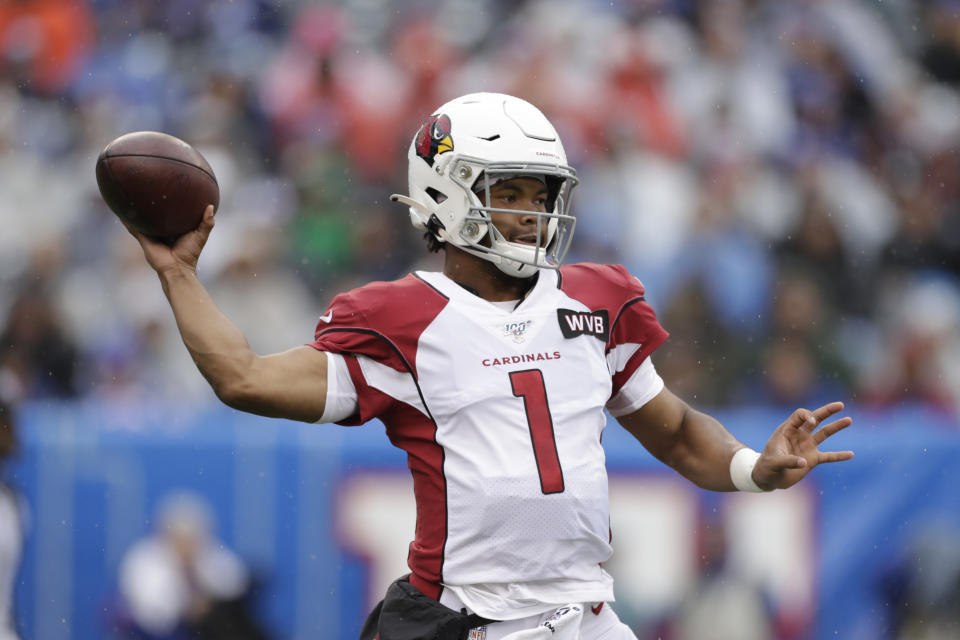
[557,309,609,341]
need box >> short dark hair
[424,231,445,253]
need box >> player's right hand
[125,204,215,277]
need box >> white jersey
[310,263,668,619]
[0,485,22,640]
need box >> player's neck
[443,248,536,302]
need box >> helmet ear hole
[425,187,448,204]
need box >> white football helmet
[391,93,579,278]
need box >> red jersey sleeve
[559,263,669,396]
[308,274,449,425]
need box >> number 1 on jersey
[510,369,565,494]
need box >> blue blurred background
[1,0,959,638]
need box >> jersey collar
[416,269,559,315]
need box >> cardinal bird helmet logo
[415,113,453,166]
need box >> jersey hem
[442,577,616,621]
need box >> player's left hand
[752,402,854,491]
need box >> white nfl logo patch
[468,625,487,640]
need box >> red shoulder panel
[560,263,669,394]
[559,263,645,309]
[309,274,449,379]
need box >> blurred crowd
[110,491,272,639]
[1,0,959,414]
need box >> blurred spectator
[0,0,94,95]
[777,190,864,314]
[0,253,80,401]
[920,1,960,87]
[881,170,960,277]
[739,268,851,408]
[859,276,960,413]
[673,0,795,161]
[657,280,744,407]
[0,400,24,640]
[657,510,774,640]
[879,523,960,639]
[111,491,271,640]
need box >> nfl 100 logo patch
[504,319,533,343]
[468,625,487,640]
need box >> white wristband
[729,447,769,493]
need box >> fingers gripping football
[126,205,216,276]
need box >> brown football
[95,131,219,243]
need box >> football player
[126,93,854,640]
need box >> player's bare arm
[126,205,329,422]
[617,387,744,491]
[618,387,854,491]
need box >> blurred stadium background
[1,0,959,638]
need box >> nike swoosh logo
[319,311,333,323]
[591,603,604,615]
